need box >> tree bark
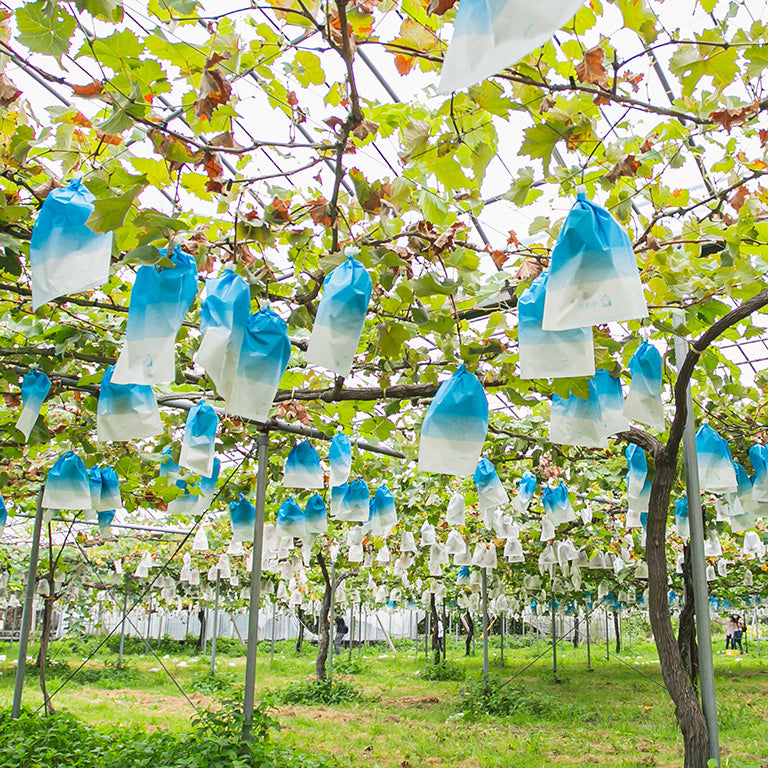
[613,609,621,654]
[296,605,305,654]
[315,552,332,682]
[429,593,440,666]
[677,544,699,689]
[646,456,709,768]
[196,608,207,652]
[464,611,474,656]
[37,587,55,716]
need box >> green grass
[0,634,766,767]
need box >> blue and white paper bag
[338,478,370,522]
[305,493,328,536]
[277,497,307,538]
[329,430,352,487]
[43,452,91,510]
[226,307,291,422]
[518,271,594,379]
[370,484,397,535]
[284,441,324,489]
[695,424,737,493]
[418,364,488,476]
[330,483,347,518]
[96,365,163,442]
[749,444,768,503]
[16,369,51,440]
[438,0,587,93]
[474,458,509,512]
[624,341,664,430]
[112,246,198,385]
[674,496,690,539]
[179,400,218,476]
[29,179,113,309]
[0,495,7,535]
[542,482,575,525]
[306,253,372,377]
[542,193,647,330]
[230,494,255,542]
[594,369,628,437]
[512,470,537,513]
[549,379,607,448]
[625,444,647,500]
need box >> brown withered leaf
[432,221,466,252]
[95,131,123,146]
[209,130,242,150]
[287,90,299,107]
[266,196,293,223]
[205,52,233,68]
[593,92,611,106]
[426,0,457,15]
[202,150,225,193]
[32,178,61,200]
[515,258,543,281]
[604,154,641,184]
[195,68,232,122]
[72,111,92,128]
[645,234,661,251]
[352,118,378,141]
[729,185,748,211]
[324,116,345,132]
[0,74,21,107]
[538,96,556,114]
[394,54,415,76]
[276,401,311,425]
[236,244,256,268]
[307,196,331,227]
[507,230,520,246]
[72,79,104,98]
[490,250,508,268]
[708,103,757,133]
[575,46,608,88]
[759,129,768,147]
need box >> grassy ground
[0,633,766,768]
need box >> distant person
[733,616,746,653]
[436,618,445,655]
[333,614,348,655]
[725,615,738,650]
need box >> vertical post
[551,593,557,676]
[210,570,221,675]
[605,605,610,661]
[586,606,592,671]
[481,568,489,692]
[425,612,430,658]
[117,591,128,670]
[328,561,336,681]
[348,604,354,661]
[359,602,364,657]
[12,487,44,719]
[500,613,505,664]
[754,602,760,656]
[673,330,720,766]
[270,600,277,661]
[242,431,269,742]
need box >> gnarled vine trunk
[678,544,699,689]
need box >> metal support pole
[481,569,489,692]
[348,605,354,661]
[12,487,44,719]
[586,607,592,671]
[117,591,128,670]
[500,614,505,664]
[270,601,277,661]
[328,561,336,681]
[673,331,721,766]
[551,593,557,676]
[242,432,269,742]
[210,571,221,674]
[425,612,430,658]
[605,606,610,661]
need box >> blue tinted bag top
[625,444,648,499]
[329,430,352,487]
[195,268,250,399]
[179,400,219,476]
[370,484,397,535]
[418,364,489,476]
[330,483,347,518]
[96,365,163,442]
[304,493,328,536]
[43,452,91,510]
[306,252,372,377]
[624,341,664,430]
[674,496,690,538]
[749,444,768,502]
[230,494,256,542]
[518,271,594,379]
[594,369,628,437]
[512,470,537,513]
[542,192,647,330]
[29,178,113,310]
[695,424,737,493]
[276,497,307,538]
[542,482,575,525]
[284,440,324,489]
[98,510,116,538]
[112,246,198,386]
[159,445,180,480]
[226,307,291,422]
[0,494,7,532]
[726,462,758,532]
[338,478,370,522]
[549,379,607,448]
[16,369,51,441]
[474,458,509,512]
[98,466,122,510]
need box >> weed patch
[269,678,362,705]
[419,660,465,681]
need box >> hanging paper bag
[112,246,198,385]
[625,444,648,500]
[445,493,466,526]
[305,494,328,536]
[0,495,6,536]
[226,307,291,422]
[195,268,250,398]
[542,482,575,525]
[504,537,524,563]
[518,271,595,379]
[626,476,650,526]
[98,510,116,538]
[438,0,586,93]
[338,478,370,522]
[88,467,103,516]
[474,457,509,511]
[419,364,488,476]
[549,379,607,448]
[401,530,417,553]
[96,365,163,442]
[330,483,347,517]
[370,485,397,535]
[179,400,218,476]
[542,192,647,330]
[594,369,628,437]
[674,496,690,538]
[29,178,113,309]
[624,341,664,430]
[284,440,324,489]
[159,446,180,480]
[230,494,255,542]
[277,497,307,538]
[43,452,91,510]
[512,470,537,513]
[16,369,51,440]
[749,444,768,502]
[306,252,372,377]
[696,424,737,493]
[445,529,466,556]
[329,430,352,487]
[727,462,758,532]
[99,466,122,511]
